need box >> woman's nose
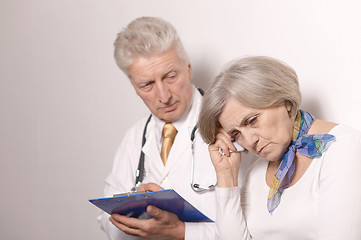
[242,129,259,149]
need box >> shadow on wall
[191,61,214,92]
[302,96,325,120]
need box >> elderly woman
[198,56,361,240]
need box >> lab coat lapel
[164,87,200,173]
[142,122,164,177]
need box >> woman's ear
[285,102,293,117]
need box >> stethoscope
[131,89,217,193]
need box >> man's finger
[147,205,164,219]
[138,182,164,192]
[110,214,144,229]
[147,205,180,225]
[109,216,137,236]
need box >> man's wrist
[168,221,185,240]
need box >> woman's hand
[208,129,242,188]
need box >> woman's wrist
[216,170,238,188]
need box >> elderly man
[97,17,219,239]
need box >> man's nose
[156,82,171,103]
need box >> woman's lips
[257,143,269,154]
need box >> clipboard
[89,189,213,222]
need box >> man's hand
[137,182,164,192]
[109,182,185,239]
[109,205,185,239]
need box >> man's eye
[141,82,153,91]
[165,72,177,80]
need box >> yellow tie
[160,123,178,165]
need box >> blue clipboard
[89,189,213,222]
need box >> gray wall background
[1,0,360,239]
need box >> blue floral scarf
[267,110,335,213]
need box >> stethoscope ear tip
[192,183,200,188]
[191,183,217,192]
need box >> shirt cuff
[216,186,241,198]
[184,222,200,240]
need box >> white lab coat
[98,86,219,239]
[98,86,255,239]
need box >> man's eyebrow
[135,66,175,86]
[162,66,175,78]
[136,79,152,86]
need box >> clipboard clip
[113,190,149,197]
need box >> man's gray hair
[114,16,190,76]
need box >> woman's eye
[231,132,240,140]
[248,117,257,125]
